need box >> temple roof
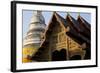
[41,12,91,45]
[66,14,81,32]
[77,15,90,31]
[31,12,91,60]
[54,12,68,28]
[66,14,91,39]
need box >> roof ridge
[77,15,90,31]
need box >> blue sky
[23,10,91,38]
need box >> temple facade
[31,12,91,61]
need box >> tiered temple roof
[31,12,91,61]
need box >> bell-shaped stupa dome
[23,11,46,48]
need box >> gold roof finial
[67,12,70,16]
[78,12,80,16]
